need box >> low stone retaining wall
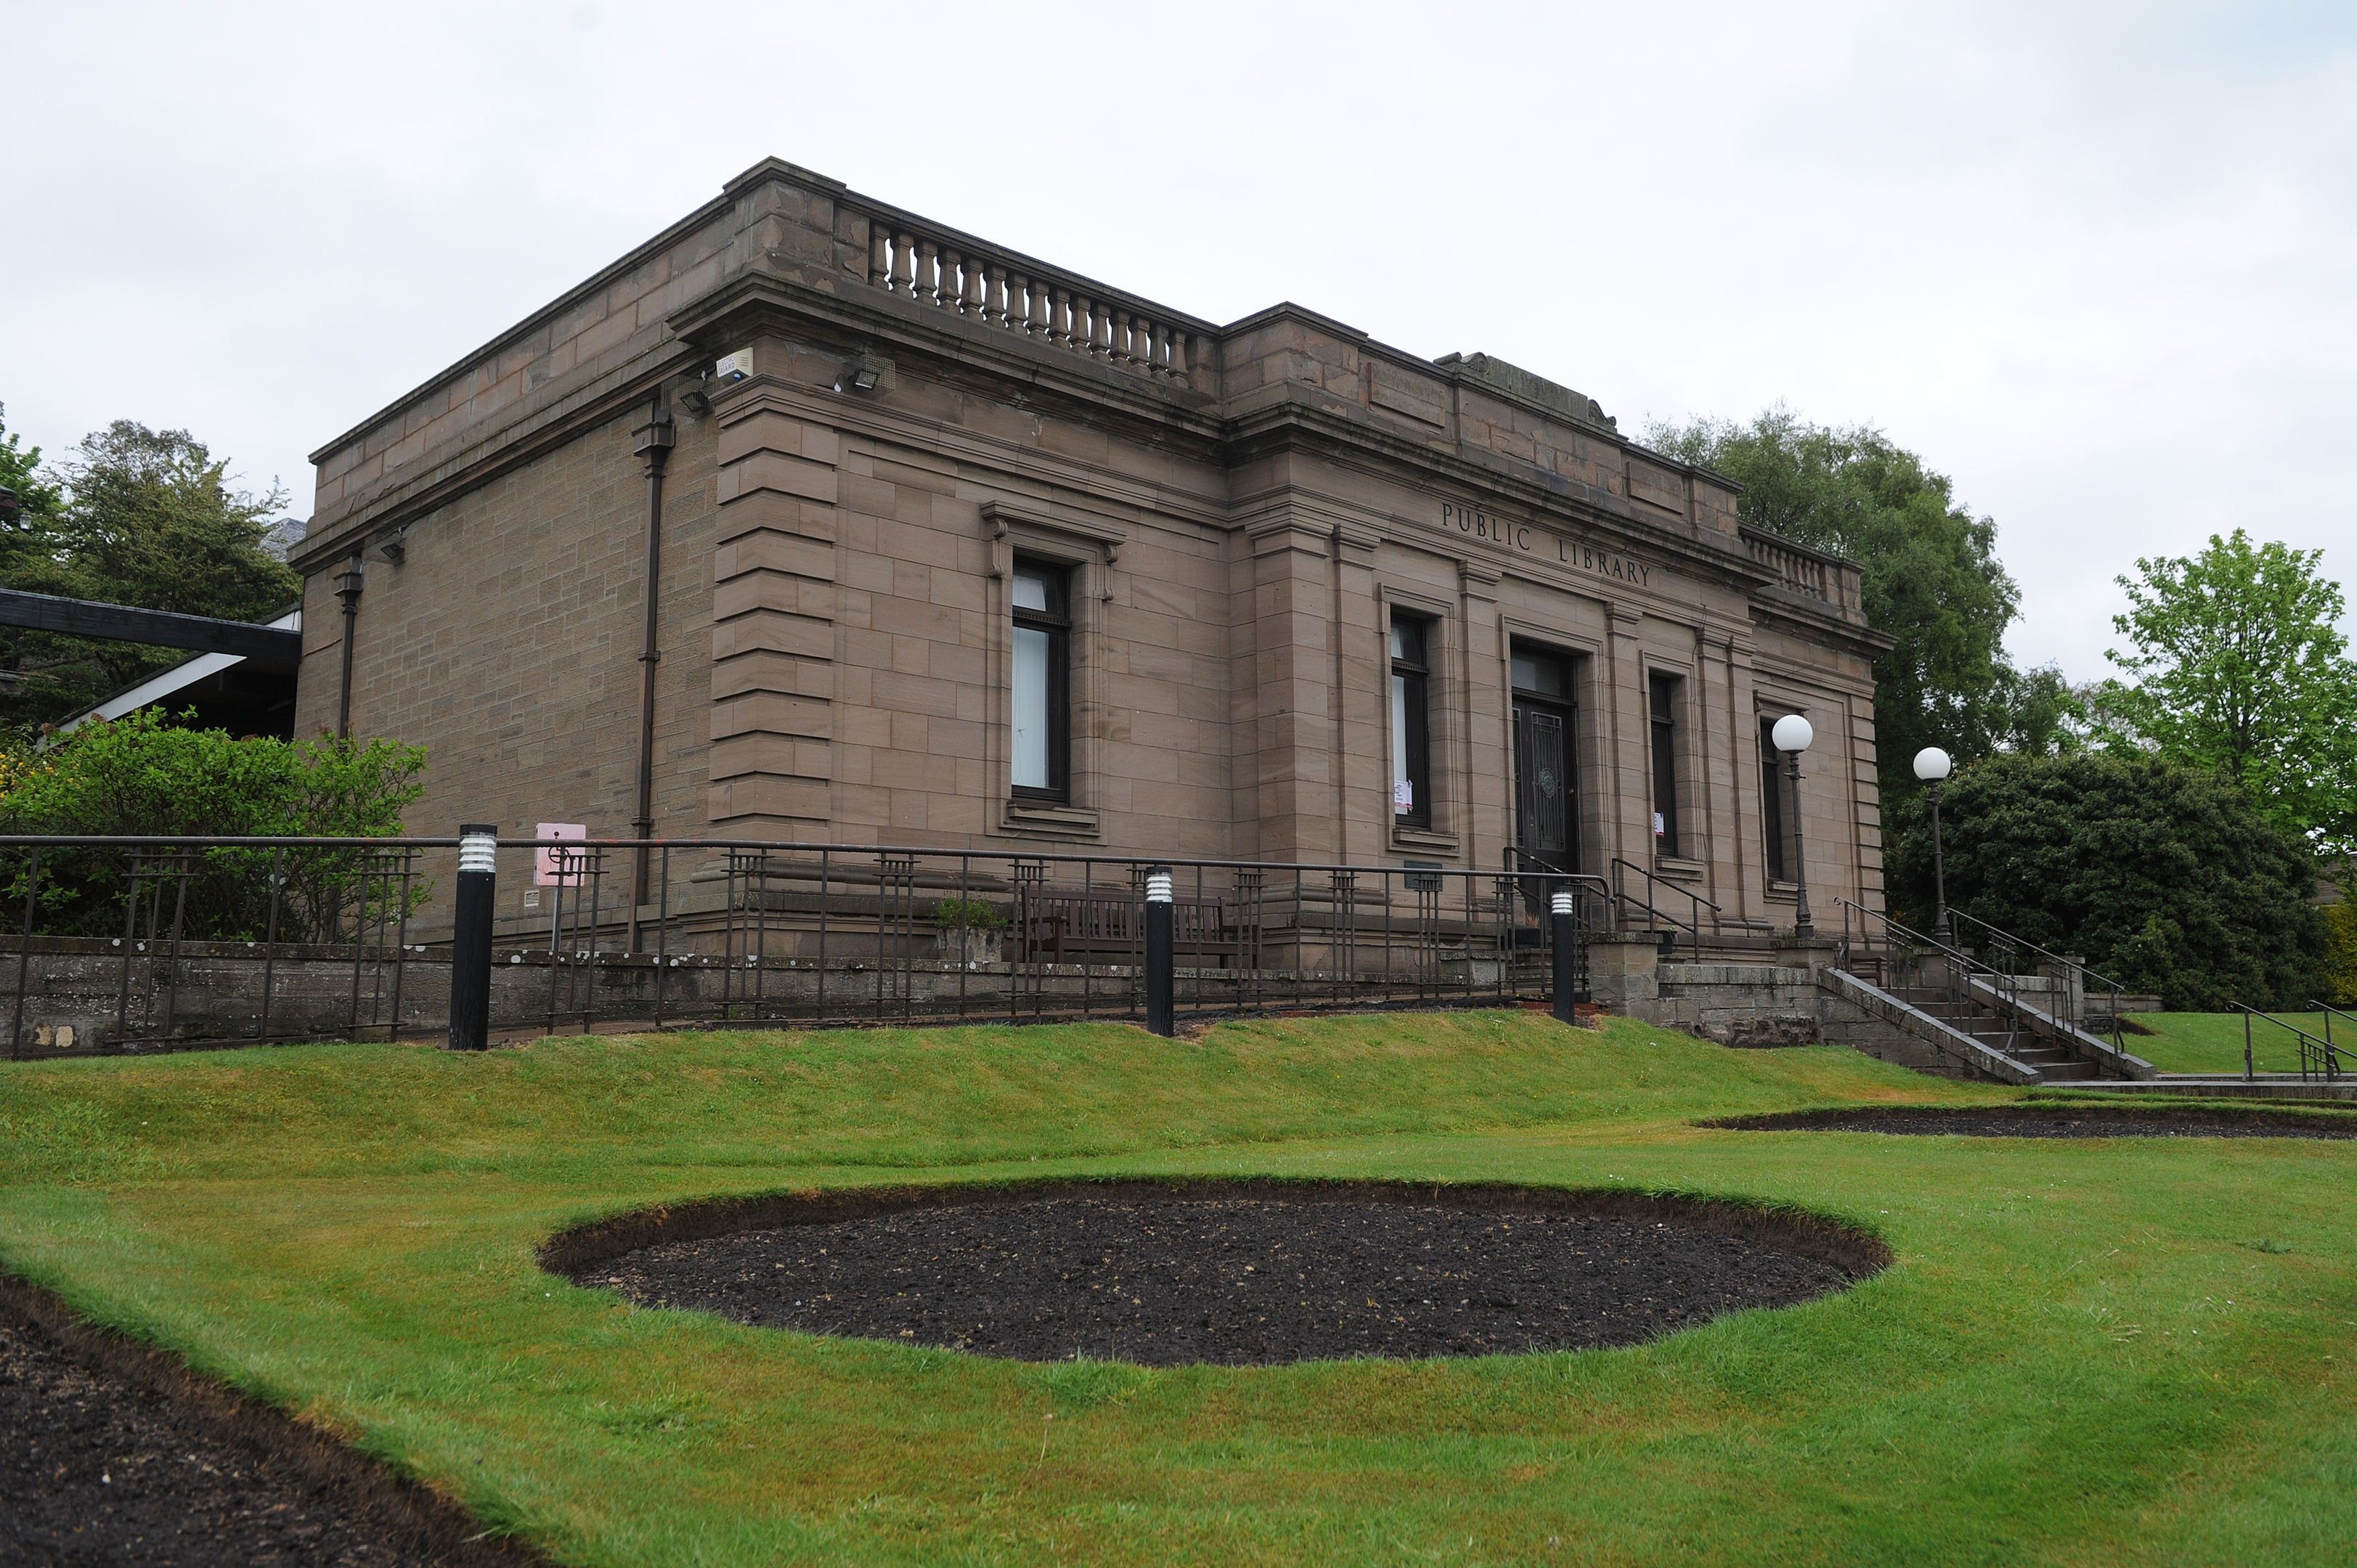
[0,939,1545,1055]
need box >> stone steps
[1837,968,2120,1086]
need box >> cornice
[1214,390,1763,590]
[307,201,737,468]
[1747,587,1897,661]
[293,351,696,573]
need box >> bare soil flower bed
[1708,1105,2357,1140]
[568,1187,1867,1366]
[0,1278,537,1567]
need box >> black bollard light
[449,823,497,1051]
[1144,865,1174,1037]
[1550,888,1579,1024]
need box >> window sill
[999,799,1101,840]
[1651,854,1705,882]
[1391,825,1460,856]
[1764,880,1801,902]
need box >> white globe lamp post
[1771,714,1815,936]
[1913,746,1954,944]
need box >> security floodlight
[1771,714,1814,754]
[1913,746,1952,782]
[841,351,895,393]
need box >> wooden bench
[1013,886,1260,968]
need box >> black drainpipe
[627,396,675,951]
[333,554,365,740]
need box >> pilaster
[1243,516,1338,862]
[1331,524,1383,866]
[705,363,839,838]
[1603,603,1650,875]
[1849,693,1884,911]
[1457,562,1506,869]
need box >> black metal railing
[1835,898,2028,1061]
[1945,909,2130,1053]
[2236,1004,2351,1084]
[1608,857,1721,963]
[2311,1000,2357,1067]
[1502,851,1613,996]
[0,836,1605,1057]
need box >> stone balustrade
[852,211,1210,388]
[1742,527,1864,618]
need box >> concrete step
[2034,1062,2104,1082]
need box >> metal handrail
[1945,908,2132,1053]
[2236,1003,2349,1084]
[1608,857,1722,963]
[1834,897,2028,1063]
[2308,1000,2357,1059]
[1500,849,1615,905]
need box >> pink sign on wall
[534,822,587,886]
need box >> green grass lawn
[4,1011,2356,1566]
[2128,1011,2352,1075]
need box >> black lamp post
[333,555,365,740]
[1913,746,1953,944]
[1772,714,1815,936]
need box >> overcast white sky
[4,0,2350,682]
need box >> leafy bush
[1883,752,2327,1010]
[932,897,1005,932]
[2322,902,2357,1008]
[0,708,427,942]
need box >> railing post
[1550,889,1579,1025]
[11,848,38,1061]
[1144,865,1174,1037]
[2244,1009,2254,1083]
[449,825,496,1052]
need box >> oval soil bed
[550,1181,1884,1367]
[1706,1106,2357,1140]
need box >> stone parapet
[1586,931,1660,1015]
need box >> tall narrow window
[1649,673,1681,856]
[1759,715,1788,881]
[1389,613,1432,829]
[1011,559,1070,800]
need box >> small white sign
[1653,812,1666,837]
[535,822,587,886]
[1393,779,1414,814]
[715,346,754,383]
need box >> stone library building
[291,158,1891,945]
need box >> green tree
[0,708,427,942]
[2093,528,2357,857]
[1647,407,2068,799]
[0,405,67,582]
[2323,902,2357,1008]
[1883,751,2327,1010]
[0,418,301,728]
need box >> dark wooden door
[1513,701,1576,872]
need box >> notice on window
[536,822,587,886]
[1653,812,1666,838]
[1393,780,1414,815]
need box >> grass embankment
[3,1013,2354,1565]
[2130,1011,2348,1075]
